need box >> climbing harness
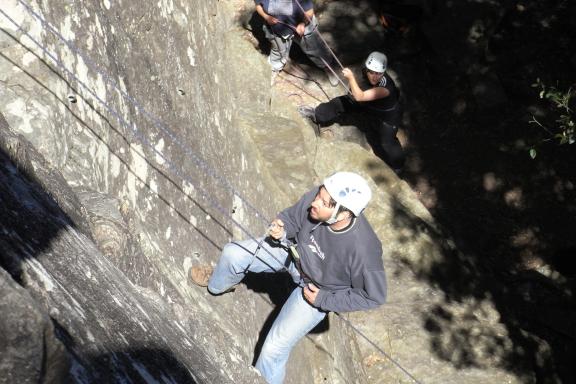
[238,223,292,274]
[0,3,423,383]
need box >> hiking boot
[190,265,238,294]
[324,67,339,87]
[298,105,316,122]
[189,265,213,287]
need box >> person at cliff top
[255,0,339,86]
[190,171,387,384]
[298,51,406,173]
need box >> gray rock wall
[0,267,69,384]
[0,1,358,383]
[1,1,537,383]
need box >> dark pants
[315,96,405,170]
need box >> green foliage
[528,78,574,158]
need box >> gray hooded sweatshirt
[279,188,387,313]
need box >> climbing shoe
[298,105,317,122]
[189,265,213,287]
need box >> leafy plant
[529,78,574,158]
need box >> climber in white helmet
[299,51,405,174]
[190,171,387,384]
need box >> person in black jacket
[299,51,405,172]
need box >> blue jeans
[208,238,327,384]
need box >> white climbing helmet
[365,51,387,73]
[323,172,372,222]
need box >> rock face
[0,267,69,384]
[0,115,253,383]
[0,1,554,384]
[0,1,359,383]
